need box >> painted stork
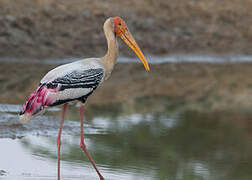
[19,17,150,180]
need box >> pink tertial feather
[20,85,58,122]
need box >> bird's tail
[19,85,55,122]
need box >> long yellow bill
[119,30,150,72]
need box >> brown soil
[0,0,251,59]
[2,61,252,111]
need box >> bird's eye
[118,23,121,26]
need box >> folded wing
[19,68,104,122]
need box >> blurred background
[1,0,252,180]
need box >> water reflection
[1,98,252,179]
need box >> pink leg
[57,103,68,180]
[80,106,105,180]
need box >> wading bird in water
[19,17,150,180]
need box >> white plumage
[41,58,105,84]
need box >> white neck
[101,18,118,79]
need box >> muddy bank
[1,61,252,111]
[0,0,252,59]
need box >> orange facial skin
[113,17,150,72]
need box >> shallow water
[1,101,252,180]
[1,55,252,65]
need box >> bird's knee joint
[57,139,61,147]
[80,142,86,148]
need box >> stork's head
[112,16,150,72]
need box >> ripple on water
[2,101,252,180]
[0,104,104,139]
